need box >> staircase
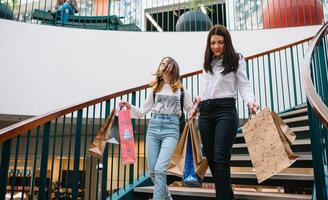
[2,25,328,199]
[134,104,313,200]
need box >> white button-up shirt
[200,57,255,104]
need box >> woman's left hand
[247,101,258,114]
[119,101,131,109]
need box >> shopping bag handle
[117,100,131,110]
[120,105,129,110]
[248,108,261,120]
[188,114,196,121]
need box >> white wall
[0,19,320,115]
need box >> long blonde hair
[150,57,182,93]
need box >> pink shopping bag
[118,108,136,165]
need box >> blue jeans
[58,2,74,26]
[146,114,179,200]
[198,98,238,200]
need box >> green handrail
[301,22,328,200]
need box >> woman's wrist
[192,104,199,112]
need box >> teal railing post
[0,139,12,200]
[130,92,136,184]
[245,60,250,117]
[21,131,31,198]
[72,110,83,199]
[102,101,111,200]
[38,122,51,200]
[30,127,40,200]
[307,103,327,200]
[10,136,21,199]
[267,54,274,111]
[290,47,298,106]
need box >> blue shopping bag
[182,133,202,187]
[168,121,208,187]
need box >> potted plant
[175,0,215,32]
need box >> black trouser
[198,98,238,200]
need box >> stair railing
[301,21,328,200]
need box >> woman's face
[159,58,173,79]
[210,35,224,57]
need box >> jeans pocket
[148,119,160,128]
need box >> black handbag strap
[180,87,184,113]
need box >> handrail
[247,37,313,59]
[0,83,147,142]
[301,22,328,129]
[0,36,313,142]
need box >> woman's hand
[194,96,201,105]
[247,101,258,114]
[188,109,197,119]
[188,96,201,119]
[119,101,131,109]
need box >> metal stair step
[279,108,307,118]
[204,171,313,181]
[283,116,308,123]
[134,186,312,199]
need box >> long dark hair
[203,24,240,75]
[150,57,182,93]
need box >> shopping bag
[271,111,296,144]
[88,109,117,158]
[189,121,208,180]
[106,115,120,144]
[242,107,299,183]
[168,120,208,185]
[118,108,136,165]
[183,133,201,187]
[168,122,188,177]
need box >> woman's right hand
[188,96,201,119]
[119,101,131,109]
[194,96,201,105]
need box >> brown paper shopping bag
[168,120,208,179]
[105,114,120,144]
[88,109,117,158]
[242,107,299,183]
[167,122,188,177]
[271,111,296,144]
[189,121,208,179]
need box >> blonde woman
[120,57,197,200]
